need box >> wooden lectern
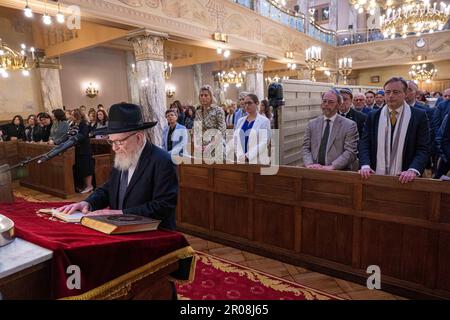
[0,164,14,204]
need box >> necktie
[390,111,398,127]
[118,170,128,210]
[318,119,331,166]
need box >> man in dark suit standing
[58,103,178,230]
[359,77,430,184]
[339,88,367,138]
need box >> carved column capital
[36,56,61,69]
[127,29,168,62]
[242,54,267,73]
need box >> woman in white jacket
[234,93,271,163]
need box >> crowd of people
[302,79,450,182]
[2,81,450,194]
[0,104,108,194]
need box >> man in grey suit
[302,89,359,170]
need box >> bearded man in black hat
[58,103,178,230]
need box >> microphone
[53,126,79,145]
[37,135,81,164]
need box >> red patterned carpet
[176,251,342,300]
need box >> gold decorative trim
[196,251,341,300]
[62,246,196,300]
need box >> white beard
[114,148,141,171]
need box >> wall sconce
[85,82,99,98]
[166,85,176,98]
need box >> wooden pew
[90,138,113,187]
[176,163,450,299]
[17,142,76,198]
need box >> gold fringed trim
[62,246,196,300]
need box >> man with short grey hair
[302,89,359,171]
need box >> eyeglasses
[107,132,137,146]
[244,101,255,105]
[354,99,365,101]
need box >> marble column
[192,64,203,100]
[243,55,266,101]
[36,57,63,113]
[128,29,168,147]
[126,51,140,105]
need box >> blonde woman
[194,85,226,156]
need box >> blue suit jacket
[431,99,450,147]
[358,106,431,174]
[442,113,450,161]
[233,108,246,127]
[161,123,188,156]
[85,143,178,230]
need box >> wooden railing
[177,163,450,299]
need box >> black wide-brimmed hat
[92,103,157,135]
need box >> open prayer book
[38,208,86,223]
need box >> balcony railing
[233,0,450,47]
[233,0,336,46]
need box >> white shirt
[126,140,146,185]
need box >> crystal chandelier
[350,0,383,15]
[381,0,450,39]
[218,69,246,88]
[0,39,36,78]
[409,63,437,83]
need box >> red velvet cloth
[177,252,340,300]
[0,198,190,299]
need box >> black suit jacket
[85,142,178,230]
[341,108,367,138]
[358,106,431,174]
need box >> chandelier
[409,63,437,83]
[350,0,383,15]
[381,0,450,39]
[0,39,36,78]
[164,61,172,80]
[218,69,246,88]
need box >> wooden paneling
[303,178,353,207]
[177,164,450,299]
[214,194,249,239]
[17,142,76,198]
[253,201,295,250]
[302,208,353,265]
[440,194,450,223]
[254,175,297,202]
[363,185,429,220]
[180,166,209,189]
[215,169,248,194]
[180,187,210,229]
[438,232,450,291]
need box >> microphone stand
[0,153,47,174]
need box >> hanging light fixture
[56,3,65,24]
[381,0,450,39]
[0,39,37,78]
[218,69,246,88]
[42,0,52,25]
[24,0,33,18]
[409,63,437,84]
